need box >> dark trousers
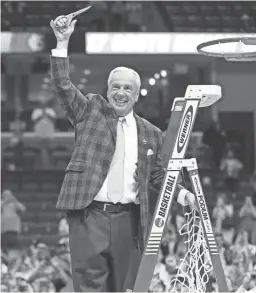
[66,204,141,292]
[1,231,19,251]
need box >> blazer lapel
[103,100,118,143]
[134,113,148,178]
[134,113,150,246]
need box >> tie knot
[118,117,126,124]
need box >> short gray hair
[107,66,141,90]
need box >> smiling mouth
[114,99,127,106]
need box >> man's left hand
[185,192,198,210]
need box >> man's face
[107,70,139,117]
[165,255,177,272]
[224,249,233,265]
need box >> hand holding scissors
[50,6,91,42]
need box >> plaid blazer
[50,56,182,248]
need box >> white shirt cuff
[177,189,189,206]
[51,49,68,58]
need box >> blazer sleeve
[50,56,93,125]
[149,129,186,202]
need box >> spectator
[1,190,26,253]
[224,246,234,273]
[161,227,177,257]
[31,92,57,169]
[225,275,235,292]
[215,232,226,266]
[175,235,187,259]
[165,220,178,255]
[248,270,256,291]
[58,217,69,238]
[212,193,234,244]
[220,148,243,199]
[149,274,166,292]
[235,272,253,293]
[238,196,256,244]
[169,274,190,293]
[203,120,226,169]
[31,93,56,139]
[9,115,26,135]
[157,254,180,287]
[152,249,169,287]
[230,231,256,290]
[6,133,24,171]
[164,254,179,277]
[58,216,70,260]
[250,170,256,206]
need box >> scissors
[56,6,92,26]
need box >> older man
[50,15,194,292]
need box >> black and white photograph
[1,1,256,292]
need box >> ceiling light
[149,78,156,85]
[41,84,49,89]
[154,73,160,79]
[160,70,167,77]
[140,89,148,96]
[83,69,91,75]
[77,84,85,90]
[80,78,87,83]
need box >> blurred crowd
[2,114,256,292]
[1,194,72,292]
[2,152,256,292]
[1,237,72,292]
[1,1,144,32]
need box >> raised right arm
[50,14,92,125]
[50,55,92,125]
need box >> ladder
[127,85,228,292]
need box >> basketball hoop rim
[197,37,256,58]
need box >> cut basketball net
[197,37,256,61]
[167,210,213,293]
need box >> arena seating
[1,1,142,32]
[162,1,256,32]
[1,1,255,32]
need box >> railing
[1,170,64,192]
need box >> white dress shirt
[95,111,139,204]
[51,48,68,58]
[51,48,191,207]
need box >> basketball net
[167,209,214,293]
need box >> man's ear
[106,88,110,100]
[135,89,140,101]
